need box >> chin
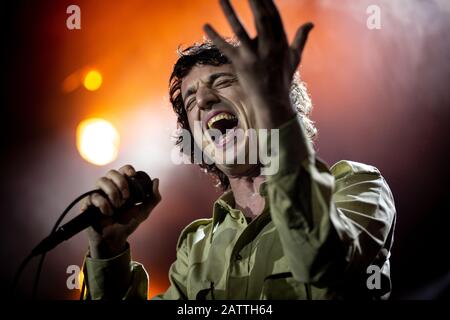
[216,163,261,179]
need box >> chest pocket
[261,273,310,299]
[260,256,310,300]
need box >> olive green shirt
[83,116,396,300]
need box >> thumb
[152,178,161,202]
[290,22,314,71]
[134,178,161,221]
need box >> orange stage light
[83,70,103,91]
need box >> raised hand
[204,0,313,129]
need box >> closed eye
[213,77,237,89]
[185,97,196,111]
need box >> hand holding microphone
[29,165,161,259]
[80,164,162,259]
[12,165,161,297]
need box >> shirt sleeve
[83,244,148,300]
[151,236,190,300]
[264,116,396,287]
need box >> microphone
[30,171,153,256]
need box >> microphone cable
[12,170,153,299]
[12,189,99,299]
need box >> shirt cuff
[84,244,133,300]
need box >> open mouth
[206,111,239,146]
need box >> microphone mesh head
[128,171,153,203]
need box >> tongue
[211,118,238,135]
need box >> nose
[196,86,220,111]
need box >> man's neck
[228,173,266,219]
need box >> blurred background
[1,0,449,299]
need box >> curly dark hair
[169,39,316,190]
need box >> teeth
[207,113,236,129]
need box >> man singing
[80,0,396,300]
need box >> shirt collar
[212,189,237,226]
[211,180,270,227]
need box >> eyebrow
[183,72,236,103]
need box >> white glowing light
[76,118,120,166]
